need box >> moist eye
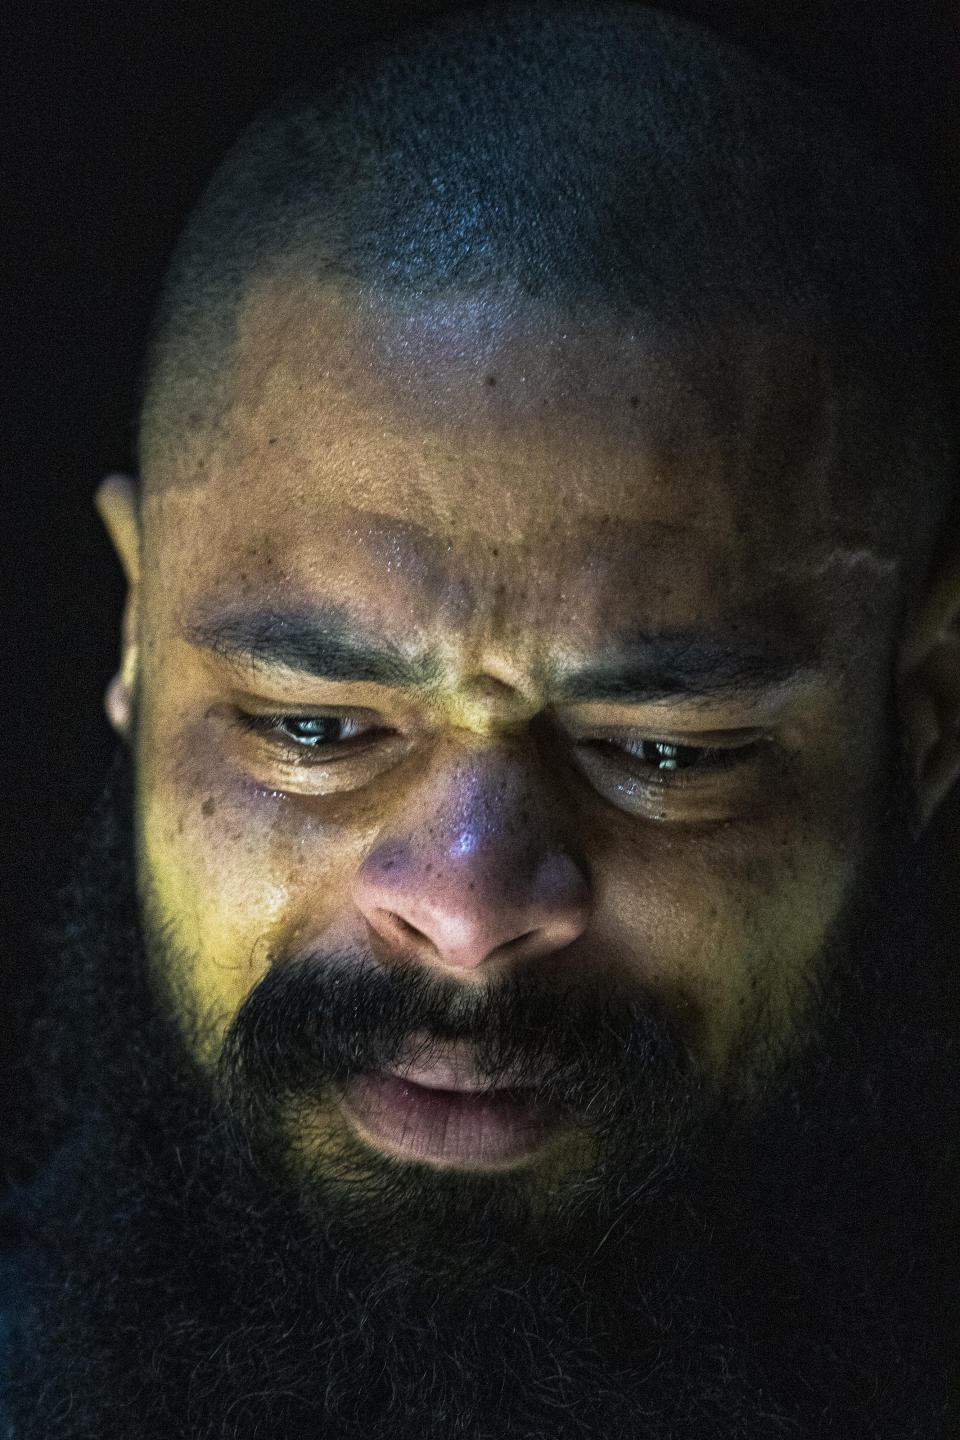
[236,713,366,748]
[614,737,763,774]
[636,740,710,771]
[278,716,349,746]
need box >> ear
[94,473,142,739]
[898,535,960,830]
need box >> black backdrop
[3,0,958,1099]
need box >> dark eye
[629,739,716,772]
[610,736,763,777]
[275,716,358,747]
[237,712,381,752]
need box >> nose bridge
[351,738,591,973]
[434,744,545,876]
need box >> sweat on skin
[52,271,957,1440]
[100,275,954,1134]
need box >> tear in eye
[613,737,759,775]
[636,740,704,771]
[236,712,374,750]
[280,717,352,746]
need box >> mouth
[338,1043,565,1169]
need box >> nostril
[385,910,422,941]
[498,929,536,955]
[364,909,432,964]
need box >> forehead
[139,275,899,655]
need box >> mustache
[216,947,700,1122]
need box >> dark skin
[6,270,952,1438]
[97,271,960,1197]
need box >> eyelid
[594,735,767,771]
[573,723,770,747]
[574,732,775,819]
[220,706,413,797]
[236,708,383,734]
[232,698,382,719]
[565,687,807,725]
[223,679,438,729]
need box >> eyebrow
[553,632,815,704]
[187,605,816,703]
[186,605,443,688]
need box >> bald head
[138,0,952,567]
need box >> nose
[351,744,591,975]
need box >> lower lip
[339,1073,564,1169]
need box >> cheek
[596,812,857,1071]
[136,732,367,1057]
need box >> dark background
[3,0,958,1094]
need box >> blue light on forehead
[452,830,478,856]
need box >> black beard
[1,745,955,1438]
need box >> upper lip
[388,1037,536,1093]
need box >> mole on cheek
[202,796,216,817]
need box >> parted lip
[387,1036,538,1094]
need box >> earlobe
[104,652,137,736]
[95,473,142,739]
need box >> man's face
[20,272,951,1438]
[121,276,904,1214]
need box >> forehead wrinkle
[142,281,902,634]
[228,275,812,439]
[147,273,865,552]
